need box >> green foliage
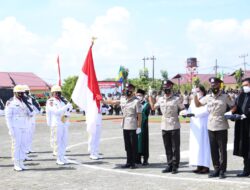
[160,70,168,80]
[234,68,244,87]
[192,77,200,87]
[139,68,149,79]
[128,78,162,92]
[61,76,78,101]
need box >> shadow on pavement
[81,161,108,165]
[0,164,13,168]
[103,156,126,160]
[27,167,76,172]
[34,158,56,162]
[33,151,53,154]
[66,153,89,157]
[0,156,12,159]
[25,163,40,166]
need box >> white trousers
[25,121,36,152]
[12,127,27,161]
[56,124,68,161]
[88,123,102,155]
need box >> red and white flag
[57,55,62,86]
[71,43,102,133]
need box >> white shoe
[14,165,23,171]
[24,156,32,161]
[62,157,69,164]
[89,154,99,160]
[95,154,103,159]
[19,161,28,170]
[56,160,65,165]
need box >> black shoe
[237,171,250,177]
[121,164,131,168]
[162,166,172,173]
[208,170,220,178]
[193,166,202,173]
[142,161,149,166]
[171,167,178,174]
[219,171,226,179]
[135,160,142,164]
[130,165,137,169]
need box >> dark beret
[162,80,174,88]
[209,77,223,83]
[242,78,250,83]
[125,83,135,90]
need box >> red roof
[0,72,50,91]
[171,71,250,85]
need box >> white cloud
[187,19,250,73]
[0,6,131,83]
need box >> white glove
[241,114,247,120]
[224,111,232,116]
[179,109,188,116]
[192,88,197,96]
[136,128,141,134]
[66,103,73,110]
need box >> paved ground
[0,114,250,190]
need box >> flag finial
[91,37,97,46]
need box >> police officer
[0,98,4,115]
[149,80,185,174]
[23,85,41,155]
[194,77,234,179]
[46,85,72,165]
[5,85,34,171]
[104,83,142,169]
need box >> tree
[192,77,200,87]
[234,68,244,88]
[139,68,149,79]
[160,70,168,80]
[61,76,78,101]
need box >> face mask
[16,92,24,100]
[136,95,143,102]
[55,92,62,99]
[164,89,171,94]
[243,86,250,93]
[125,90,133,97]
[25,91,30,96]
[211,88,219,94]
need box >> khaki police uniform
[200,91,234,173]
[155,94,184,169]
[121,96,142,167]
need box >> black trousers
[243,156,250,173]
[208,130,228,172]
[123,129,137,166]
[162,129,180,168]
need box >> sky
[0,0,250,84]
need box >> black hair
[198,84,207,96]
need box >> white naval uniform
[46,97,71,162]
[5,97,33,164]
[25,96,40,153]
[88,113,102,158]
